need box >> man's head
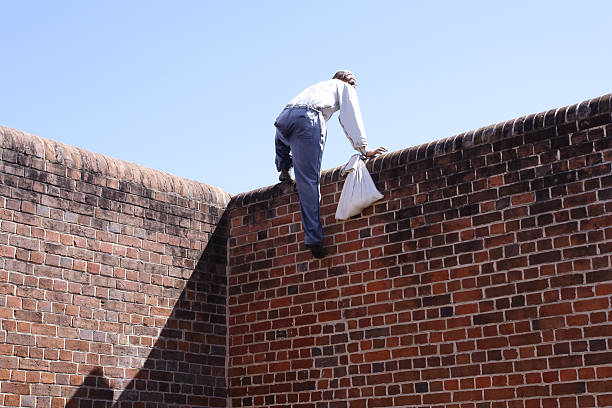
[332,70,356,87]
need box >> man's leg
[275,128,292,173]
[288,110,325,246]
[275,109,294,182]
[275,128,293,181]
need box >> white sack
[335,154,384,220]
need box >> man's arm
[364,146,388,157]
[338,82,386,158]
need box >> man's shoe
[279,169,291,182]
[307,244,326,259]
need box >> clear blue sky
[2,1,611,195]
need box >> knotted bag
[335,154,384,220]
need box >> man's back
[288,79,343,115]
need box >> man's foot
[279,169,291,182]
[306,243,326,259]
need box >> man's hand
[364,147,388,157]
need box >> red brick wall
[3,93,612,408]
[227,94,612,407]
[0,127,230,408]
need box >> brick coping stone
[0,125,231,207]
[232,93,612,207]
[3,92,610,208]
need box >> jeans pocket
[293,112,317,140]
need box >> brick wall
[2,93,612,408]
[0,126,230,408]
[227,94,612,407]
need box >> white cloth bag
[335,154,384,220]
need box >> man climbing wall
[274,70,387,259]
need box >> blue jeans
[275,106,326,245]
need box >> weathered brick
[4,93,612,407]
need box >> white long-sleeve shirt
[287,79,369,154]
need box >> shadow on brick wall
[66,367,113,408]
[66,213,229,408]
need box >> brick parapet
[0,125,230,206]
[0,126,230,407]
[227,93,612,407]
[2,91,612,407]
[232,93,612,207]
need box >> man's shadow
[66,213,229,408]
[65,367,113,408]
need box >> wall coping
[231,92,611,207]
[0,125,231,207]
[3,92,610,209]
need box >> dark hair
[332,70,356,87]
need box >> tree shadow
[67,212,229,408]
